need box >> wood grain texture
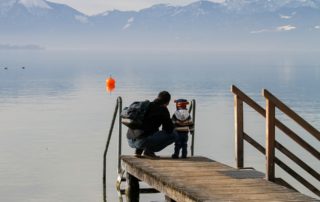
[121,156,319,202]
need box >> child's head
[174,99,189,110]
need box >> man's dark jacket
[140,99,174,136]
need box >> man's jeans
[128,130,177,153]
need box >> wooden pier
[121,155,319,202]
[104,87,319,202]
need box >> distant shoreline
[0,44,45,50]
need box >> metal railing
[103,97,196,202]
[231,85,320,197]
[103,96,122,202]
[189,99,196,156]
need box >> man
[127,91,177,158]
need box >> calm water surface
[0,50,319,201]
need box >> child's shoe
[171,154,179,159]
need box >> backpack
[121,100,150,129]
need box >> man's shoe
[143,151,160,159]
[134,149,143,157]
[171,154,179,159]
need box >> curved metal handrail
[189,99,196,156]
[103,96,122,202]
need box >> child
[172,99,194,159]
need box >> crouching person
[127,91,177,158]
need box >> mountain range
[0,0,319,50]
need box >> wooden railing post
[232,86,320,196]
[234,94,244,168]
[266,97,275,181]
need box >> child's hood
[174,109,190,121]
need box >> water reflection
[0,69,76,101]
[0,50,319,201]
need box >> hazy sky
[49,0,225,15]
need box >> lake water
[0,50,319,201]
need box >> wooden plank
[121,156,319,202]
[121,157,224,201]
[275,178,296,191]
[194,187,311,198]
[198,190,318,201]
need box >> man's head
[157,91,171,106]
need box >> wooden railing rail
[232,85,265,168]
[243,132,265,154]
[263,89,320,141]
[275,119,320,160]
[263,89,320,197]
[232,85,265,116]
[231,85,319,160]
[274,158,320,197]
[243,131,320,181]
[243,132,320,195]
[231,85,320,198]
[231,85,320,159]
[275,142,320,181]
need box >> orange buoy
[106,76,116,93]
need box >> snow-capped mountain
[0,0,88,33]
[90,0,319,31]
[224,0,320,12]
[1,0,319,50]
[19,0,52,10]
